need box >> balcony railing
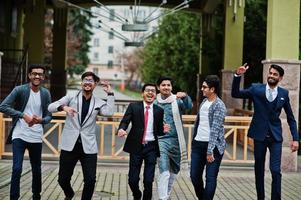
[0,112,253,164]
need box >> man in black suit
[118,83,168,200]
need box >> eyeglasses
[82,79,95,84]
[30,72,44,77]
[144,89,156,93]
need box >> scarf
[156,93,189,171]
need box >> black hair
[204,75,220,94]
[270,64,284,77]
[142,83,157,92]
[28,64,46,73]
[156,76,173,86]
[81,71,100,83]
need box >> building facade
[87,6,160,85]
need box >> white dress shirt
[266,84,278,102]
[143,102,155,142]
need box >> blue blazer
[231,75,298,142]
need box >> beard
[267,77,279,87]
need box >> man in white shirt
[190,75,226,200]
[0,64,52,200]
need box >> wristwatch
[107,92,114,96]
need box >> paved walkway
[0,159,301,200]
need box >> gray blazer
[0,83,52,143]
[48,90,115,154]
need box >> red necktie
[142,105,150,144]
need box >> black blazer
[118,101,164,157]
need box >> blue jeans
[254,136,282,200]
[11,138,42,200]
[190,140,223,200]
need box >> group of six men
[0,63,298,200]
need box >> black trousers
[58,141,97,200]
[128,142,157,200]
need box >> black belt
[142,140,156,146]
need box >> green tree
[67,9,93,77]
[243,0,267,87]
[140,11,201,99]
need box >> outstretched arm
[98,80,115,116]
[118,103,133,132]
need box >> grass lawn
[114,86,141,100]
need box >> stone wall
[262,59,301,172]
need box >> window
[93,38,99,47]
[109,9,115,21]
[93,52,99,61]
[109,31,114,39]
[108,46,113,54]
[107,60,113,69]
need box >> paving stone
[1,160,301,199]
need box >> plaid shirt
[193,97,226,154]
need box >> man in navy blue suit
[231,63,299,200]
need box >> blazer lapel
[22,84,31,111]
[139,102,145,126]
[153,105,159,130]
[261,84,269,103]
[40,88,45,114]
[275,87,284,109]
[77,91,83,125]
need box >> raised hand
[176,92,187,99]
[118,129,127,138]
[236,63,249,75]
[100,80,112,93]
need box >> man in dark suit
[231,63,299,200]
[118,83,168,200]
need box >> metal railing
[0,112,253,164]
